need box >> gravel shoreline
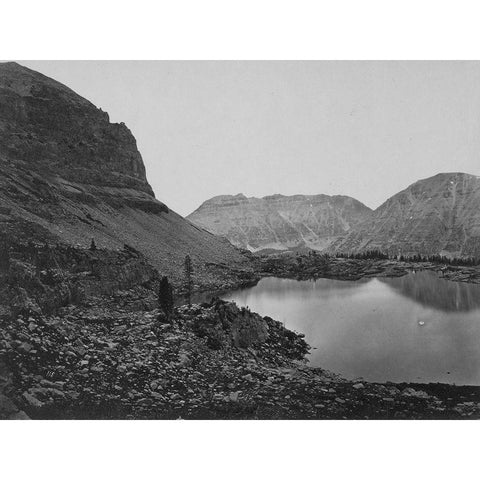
[2,294,480,420]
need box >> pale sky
[19,61,480,216]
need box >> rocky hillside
[0,62,255,289]
[187,193,372,252]
[2,294,479,420]
[332,173,480,258]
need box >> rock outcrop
[0,62,255,288]
[332,173,480,258]
[0,242,162,317]
[187,193,372,252]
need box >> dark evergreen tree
[158,276,174,320]
[184,255,193,306]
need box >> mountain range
[2,60,480,276]
[333,172,480,257]
[188,172,480,258]
[187,193,372,252]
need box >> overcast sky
[20,61,480,216]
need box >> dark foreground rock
[0,239,259,319]
[1,295,479,420]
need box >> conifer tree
[184,255,193,306]
[158,276,174,320]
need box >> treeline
[397,253,480,267]
[335,250,389,260]
[335,249,480,266]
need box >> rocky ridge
[0,62,255,288]
[189,173,480,259]
[332,172,480,258]
[187,193,372,252]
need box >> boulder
[22,392,44,408]
[190,299,269,350]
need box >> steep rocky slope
[0,62,255,288]
[187,193,372,252]
[332,173,480,258]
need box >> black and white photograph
[4,59,480,421]
[1,1,480,478]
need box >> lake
[220,271,480,386]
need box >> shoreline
[2,254,480,419]
[2,296,480,420]
[255,255,480,283]
[185,257,480,390]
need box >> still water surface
[221,271,480,385]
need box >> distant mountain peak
[188,193,372,252]
[189,172,480,257]
[334,171,480,257]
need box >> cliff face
[332,173,480,258]
[187,193,372,252]
[0,62,254,287]
[0,62,151,194]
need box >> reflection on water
[221,271,480,385]
[380,271,480,312]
